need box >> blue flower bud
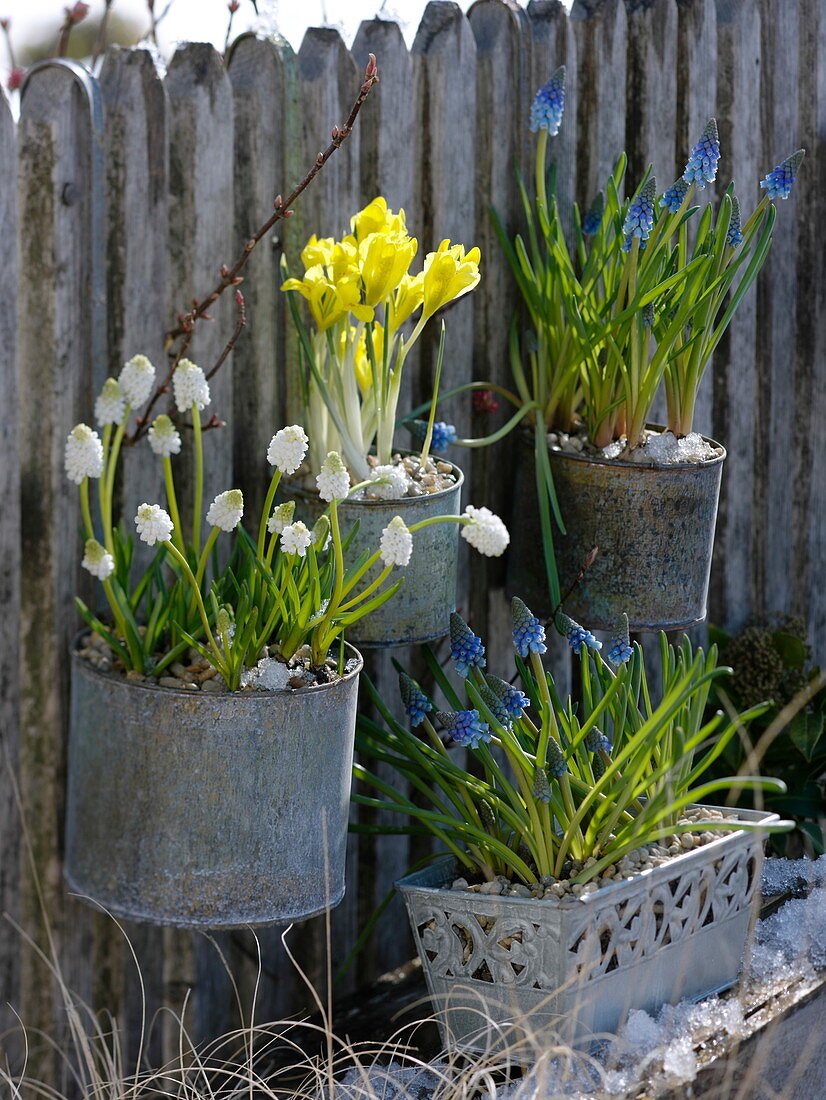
[725,195,743,247]
[398,671,432,727]
[642,301,655,328]
[436,709,491,749]
[485,674,529,719]
[478,684,512,729]
[406,418,457,452]
[532,766,551,803]
[529,65,565,135]
[512,597,547,658]
[659,177,690,214]
[582,191,604,235]
[449,612,486,678]
[584,726,612,753]
[621,177,656,252]
[760,149,805,201]
[606,612,632,665]
[683,118,720,190]
[545,737,567,777]
[555,611,602,655]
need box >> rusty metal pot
[507,431,725,631]
[281,461,463,647]
[64,641,362,929]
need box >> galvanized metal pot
[281,462,463,647]
[506,431,725,631]
[397,806,775,1055]
[65,643,363,929]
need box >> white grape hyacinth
[172,358,211,413]
[135,503,174,546]
[380,516,413,567]
[316,451,350,502]
[65,424,104,484]
[461,505,510,556]
[94,378,126,427]
[118,354,156,408]
[267,424,309,474]
[267,500,295,534]
[81,538,115,581]
[368,463,408,500]
[206,489,244,532]
[280,520,313,558]
[147,414,182,457]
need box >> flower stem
[163,456,185,554]
[79,478,95,540]
[192,404,203,550]
[257,467,282,558]
[163,539,222,666]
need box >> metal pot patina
[65,642,363,929]
[507,430,726,631]
[397,806,775,1056]
[282,461,463,647]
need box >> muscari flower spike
[529,65,565,135]
[532,766,551,803]
[267,500,295,534]
[134,503,173,546]
[449,611,486,678]
[368,463,408,500]
[545,736,568,777]
[148,414,182,458]
[659,176,690,214]
[280,521,312,557]
[606,612,633,665]
[621,177,656,252]
[477,683,512,729]
[380,516,413,567]
[461,506,510,557]
[760,149,805,201]
[556,611,602,655]
[512,597,547,658]
[95,378,126,427]
[172,359,210,413]
[485,674,529,720]
[584,727,612,754]
[407,418,458,452]
[206,489,244,532]
[582,191,604,236]
[683,118,720,190]
[81,538,115,581]
[726,195,743,247]
[268,424,309,474]
[399,671,432,727]
[317,451,351,502]
[436,709,491,749]
[64,424,104,484]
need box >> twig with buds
[56,2,89,58]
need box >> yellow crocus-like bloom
[353,325,386,395]
[281,266,350,332]
[359,231,418,307]
[421,240,481,319]
[334,270,374,323]
[391,272,425,329]
[301,234,335,270]
[350,196,408,243]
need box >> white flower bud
[148,414,182,457]
[380,516,413,567]
[461,505,510,557]
[172,358,210,413]
[118,354,156,408]
[206,489,244,532]
[368,464,408,500]
[316,451,350,503]
[95,378,126,427]
[267,424,309,474]
[267,500,295,534]
[135,503,174,546]
[81,538,115,581]
[65,424,104,484]
[280,521,312,557]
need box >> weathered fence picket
[0,0,823,1075]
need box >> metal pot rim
[70,632,364,699]
[545,425,727,472]
[284,454,465,509]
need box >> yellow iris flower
[391,272,425,329]
[353,326,386,396]
[350,196,408,242]
[301,234,335,269]
[281,265,372,330]
[359,231,418,307]
[421,239,482,319]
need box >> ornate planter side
[65,644,363,929]
[506,433,725,631]
[397,807,775,1055]
[282,463,463,647]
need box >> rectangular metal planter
[397,807,776,1055]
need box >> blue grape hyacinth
[582,191,604,235]
[436,709,491,749]
[606,613,632,665]
[529,65,565,135]
[398,671,432,727]
[407,418,457,452]
[621,177,656,252]
[683,118,720,189]
[556,611,602,655]
[478,683,512,729]
[512,597,547,658]
[449,612,486,677]
[659,176,690,214]
[760,149,805,201]
[584,727,612,754]
[485,674,529,719]
[726,195,743,247]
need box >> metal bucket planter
[506,431,725,631]
[281,462,463,647]
[397,806,775,1055]
[65,642,362,929]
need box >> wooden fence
[0,0,823,1078]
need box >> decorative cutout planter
[282,462,463,647]
[506,432,726,631]
[65,642,362,929]
[397,807,775,1054]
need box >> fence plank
[709,0,762,631]
[0,84,20,1063]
